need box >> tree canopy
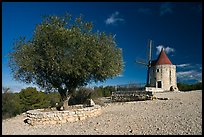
[9,13,123,107]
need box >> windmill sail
[135,39,153,86]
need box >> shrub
[69,88,93,105]
[2,90,22,119]
[47,92,61,107]
[177,82,202,91]
[18,87,51,112]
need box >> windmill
[135,39,153,87]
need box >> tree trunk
[62,96,70,110]
[58,86,76,110]
[58,87,70,110]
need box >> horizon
[2,2,202,92]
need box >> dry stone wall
[25,105,101,126]
[111,91,153,102]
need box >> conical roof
[153,48,172,66]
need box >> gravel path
[2,90,202,135]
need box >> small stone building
[148,48,178,92]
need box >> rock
[84,99,95,107]
[90,99,95,106]
[170,86,178,91]
[23,118,30,124]
[60,106,64,111]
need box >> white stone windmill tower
[149,48,178,92]
[136,40,178,92]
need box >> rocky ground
[2,90,202,135]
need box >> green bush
[103,86,115,97]
[47,92,61,107]
[2,91,22,119]
[91,86,115,98]
[2,87,61,120]
[91,87,103,99]
[177,82,202,91]
[68,86,115,105]
[19,87,50,112]
[2,85,116,120]
[69,88,93,105]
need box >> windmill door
[157,81,162,88]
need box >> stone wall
[25,105,101,126]
[111,91,153,102]
[145,87,164,93]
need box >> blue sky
[2,2,202,92]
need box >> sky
[2,2,202,92]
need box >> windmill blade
[135,60,148,66]
[134,39,154,86]
[146,39,153,63]
[149,40,152,62]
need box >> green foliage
[2,87,61,120]
[18,87,49,112]
[46,92,61,107]
[2,85,115,119]
[68,86,115,105]
[8,13,124,102]
[103,86,115,97]
[2,89,21,119]
[177,82,202,91]
[91,86,116,98]
[69,87,93,105]
[92,86,103,98]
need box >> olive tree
[9,13,123,110]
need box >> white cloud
[160,2,173,16]
[105,11,124,25]
[156,45,175,55]
[177,70,202,82]
[165,46,175,54]
[176,63,190,68]
[176,64,202,83]
[177,70,194,77]
[156,45,163,54]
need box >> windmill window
[157,69,159,72]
